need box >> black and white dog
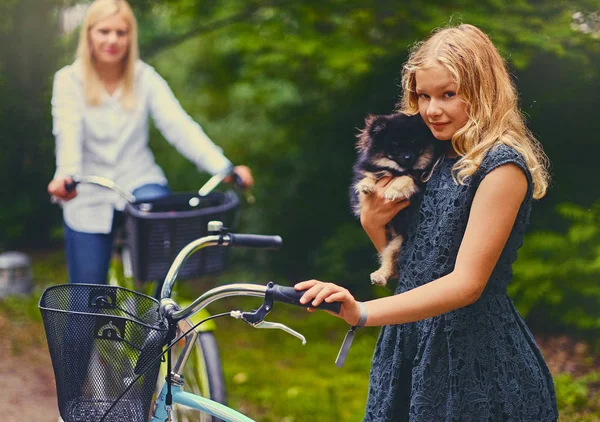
[351,113,444,286]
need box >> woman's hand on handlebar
[295,280,361,326]
[224,165,254,188]
[48,176,77,201]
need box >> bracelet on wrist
[336,301,368,368]
[353,301,368,328]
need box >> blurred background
[0,0,599,420]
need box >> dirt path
[0,313,59,422]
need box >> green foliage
[136,0,600,285]
[0,289,44,323]
[0,0,65,248]
[554,371,600,418]
[2,0,600,334]
[511,202,600,334]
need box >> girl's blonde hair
[77,0,138,109]
[399,24,550,199]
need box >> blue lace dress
[363,144,558,422]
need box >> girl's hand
[295,279,361,326]
[225,165,254,188]
[360,176,410,230]
[47,176,77,201]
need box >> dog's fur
[351,113,444,286]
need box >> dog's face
[358,113,439,171]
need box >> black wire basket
[39,284,169,422]
[125,190,240,282]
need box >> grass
[1,249,599,421]
[211,297,376,422]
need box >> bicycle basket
[39,284,169,422]
[125,190,240,282]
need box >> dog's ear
[368,115,389,138]
[356,114,389,152]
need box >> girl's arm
[146,66,233,176]
[297,163,527,327]
[48,68,83,200]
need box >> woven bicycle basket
[39,284,169,422]
[125,190,240,282]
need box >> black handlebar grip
[64,179,78,192]
[229,234,282,250]
[271,285,342,314]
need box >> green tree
[131,0,599,284]
[511,201,600,336]
[0,0,66,248]
[2,1,599,298]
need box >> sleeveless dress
[363,144,558,421]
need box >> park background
[0,0,599,420]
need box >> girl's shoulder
[476,142,533,196]
[135,60,165,80]
[54,60,83,83]
[52,62,86,96]
[135,59,152,75]
[479,143,529,179]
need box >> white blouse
[52,60,232,233]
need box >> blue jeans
[64,183,171,284]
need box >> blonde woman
[296,24,558,420]
[47,0,253,285]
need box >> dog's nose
[397,154,414,167]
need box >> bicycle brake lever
[229,283,306,344]
[230,310,307,345]
[254,320,306,345]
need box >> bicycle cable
[99,311,231,422]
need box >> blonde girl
[297,24,558,421]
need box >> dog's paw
[383,186,407,201]
[397,182,419,199]
[385,176,418,200]
[370,270,389,286]
[356,178,376,194]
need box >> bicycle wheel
[171,331,227,422]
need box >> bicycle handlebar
[229,233,283,249]
[159,229,283,300]
[61,168,247,204]
[160,282,341,324]
[64,176,137,203]
[159,225,341,321]
[270,285,341,313]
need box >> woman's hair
[77,0,139,109]
[398,24,550,199]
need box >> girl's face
[89,13,130,68]
[416,63,468,141]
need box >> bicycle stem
[160,233,272,388]
[160,234,224,299]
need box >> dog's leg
[384,176,418,201]
[352,196,363,217]
[355,174,378,195]
[370,234,404,286]
[353,174,378,217]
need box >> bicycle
[39,223,341,422]
[52,170,244,422]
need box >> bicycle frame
[152,383,253,422]
[152,230,273,422]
